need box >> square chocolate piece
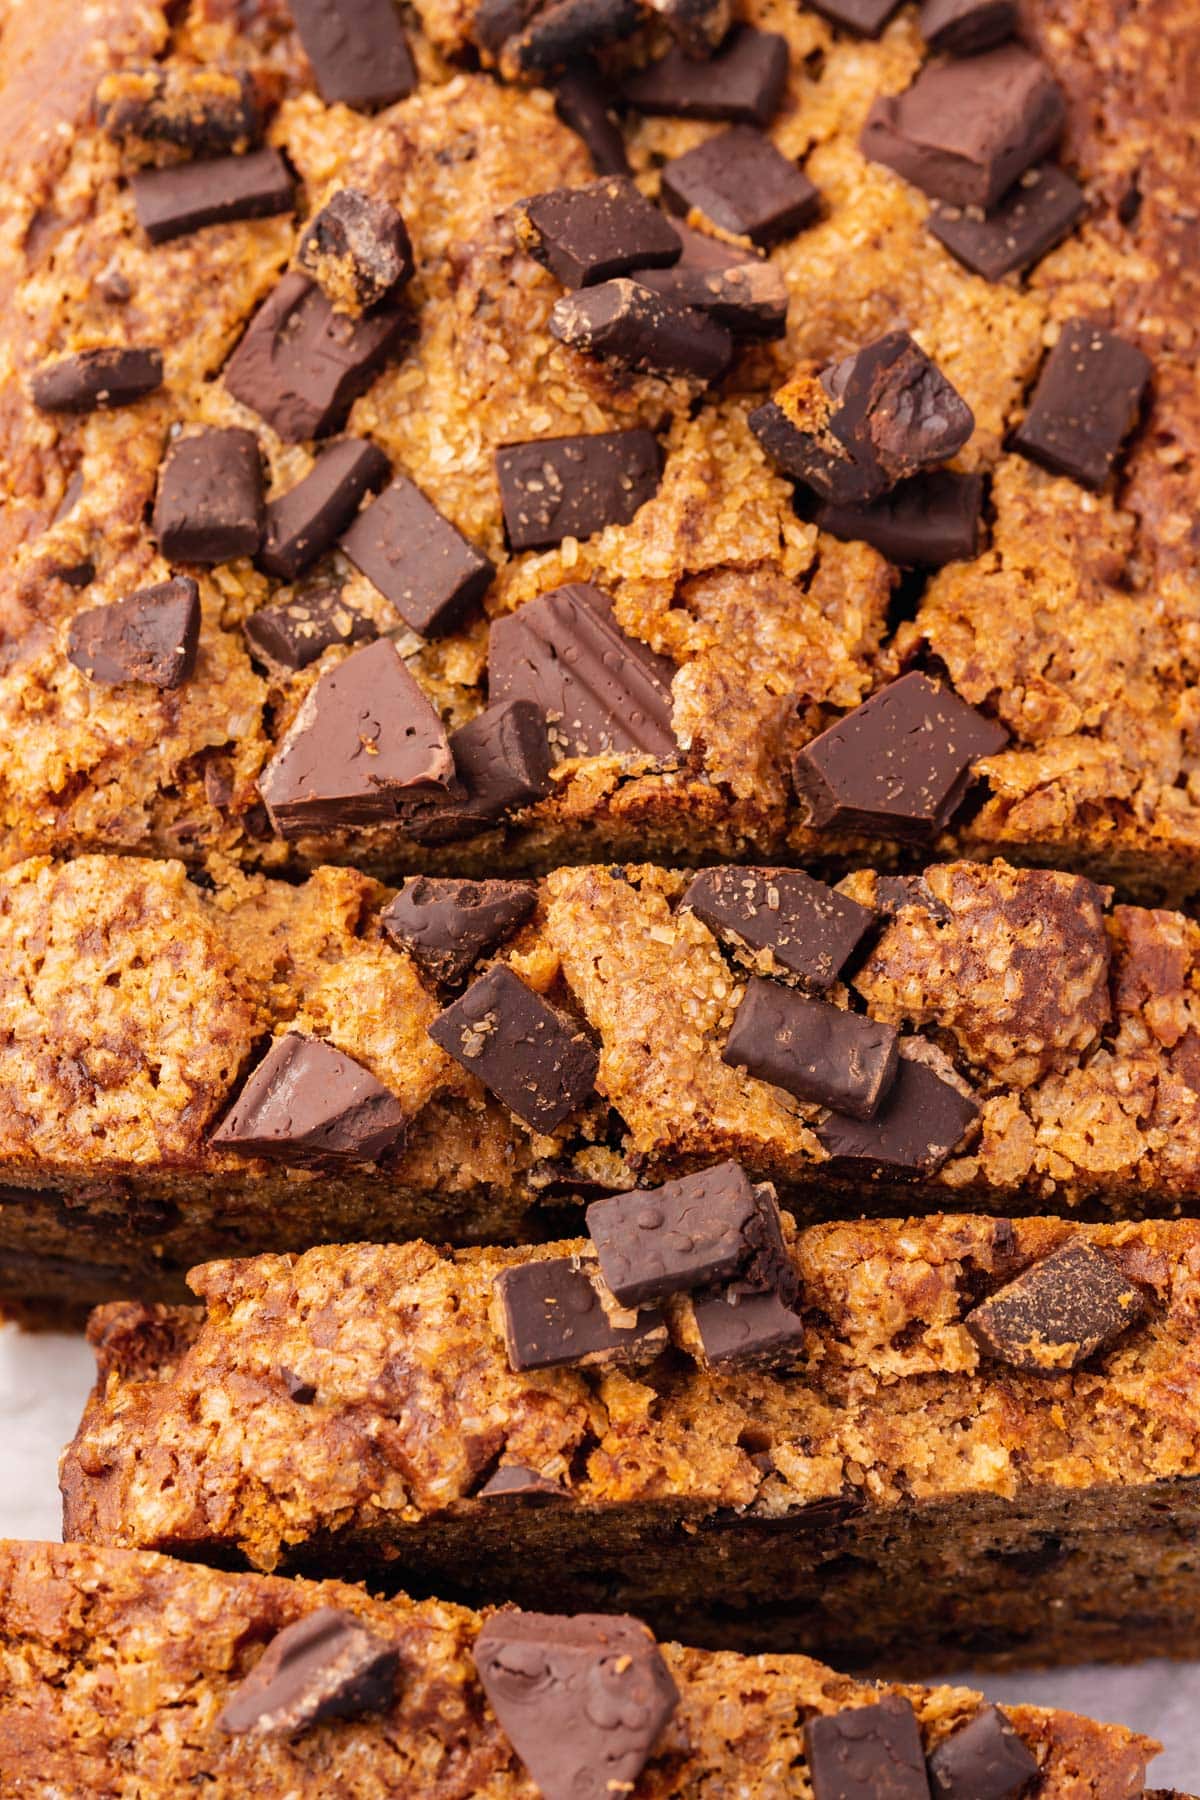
[681,866,875,991]
[964,1239,1147,1374]
[515,176,681,287]
[722,977,900,1120]
[814,1055,979,1175]
[1012,318,1151,489]
[621,28,789,128]
[660,126,820,248]
[340,475,495,637]
[287,0,416,109]
[154,427,264,564]
[132,148,295,244]
[428,963,598,1132]
[496,430,661,550]
[805,1696,931,1800]
[495,1257,666,1370]
[929,164,1085,281]
[814,470,984,568]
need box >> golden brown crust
[0,1539,1156,1797]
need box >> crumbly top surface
[0,0,1196,881]
[62,1212,1200,1570]
[2,851,1200,1210]
[0,1539,1156,1798]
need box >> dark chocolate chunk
[1012,318,1151,490]
[964,1239,1147,1375]
[211,1034,407,1167]
[550,278,732,380]
[244,582,377,675]
[815,470,984,567]
[554,63,630,176]
[153,427,264,564]
[496,1258,667,1372]
[473,1611,678,1800]
[259,438,390,581]
[488,583,677,760]
[340,475,494,637]
[807,0,902,34]
[681,866,875,992]
[496,429,662,550]
[657,0,731,55]
[224,270,409,442]
[751,334,974,507]
[860,44,1066,209]
[96,65,264,161]
[692,1283,806,1367]
[632,260,788,339]
[875,874,954,924]
[281,1368,318,1404]
[66,577,200,690]
[31,346,162,413]
[131,148,294,245]
[508,0,641,75]
[287,0,416,108]
[587,1161,794,1307]
[674,221,757,270]
[622,28,788,128]
[929,164,1085,281]
[217,1607,399,1736]
[515,176,681,288]
[478,1465,570,1502]
[296,188,414,312]
[49,557,95,590]
[920,0,1017,54]
[792,671,1007,837]
[381,875,537,986]
[805,1696,931,1800]
[928,1705,1038,1800]
[258,636,454,835]
[473,0,536,55]
[722,978,899,1119]
[428,963,598,1132]
[814,1055,979,1175]
[401,700,553,844]
[661,126,820,247]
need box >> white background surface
[1,1320,1197,1788]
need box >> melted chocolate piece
[496,429,662,550]
[211,1035,407,1168]
[296,189,414,312]
[66,577,200,690]
[508,0,641,75]
[97,65,265,160]
[554,63,631,175]
[428,963,598,1131]
[401,700,553,844]
[632,260,787,339]
[814,470,984,567]
[217,1607,399,1736]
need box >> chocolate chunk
[508,0,641,75]
[815,470,984,567]
[217,1607,399,1736]
[654,0,731,55]
[674,221,757,271]
[66,577,200,690]
[929,164,1085,281]
[281,1368,318,1404]
[496,430,662,550]
[488,583,677,760]
[792,671,1007,837]
[244,582,377,675]
[964,1239,1147,1375]
[478,1465,570,1502]
[554,64,630,176]
[632,260,788,339]
[154,427,264,564]
[96,65,264,162]
[623,28,788,128]
[875,874,954,924]
[473,1611,678,1800]
[587,1161,794,1307]
[31,346,162,413]
[920,0,1017,54]
[381,876,537,986]
[550,278,732,380]
[340,475,494,637]
[259,438,390,580]
[258,637,454,835]
[212,1034,407,1167]
[402,700,553,844]
[751,334,974,506]
[473,0,536,55]
[1012,318,1152,490]
[296,188,414,312]
[497,1257,667,1371]
[515,177,681,288]
[807,0,902,34]
[661,126,820,247]
[814,1055,979,1174]
[692,1283,806,1367]
[224,270,409,442]
[131,148,294,245]
[860,44,1066,209]
[287,0,416,108]
[682,867,875,991]
[805,1696,931,1800]
[928,1706,1038,1800]
[429,964,598,1132]
[722,978,899,1119]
